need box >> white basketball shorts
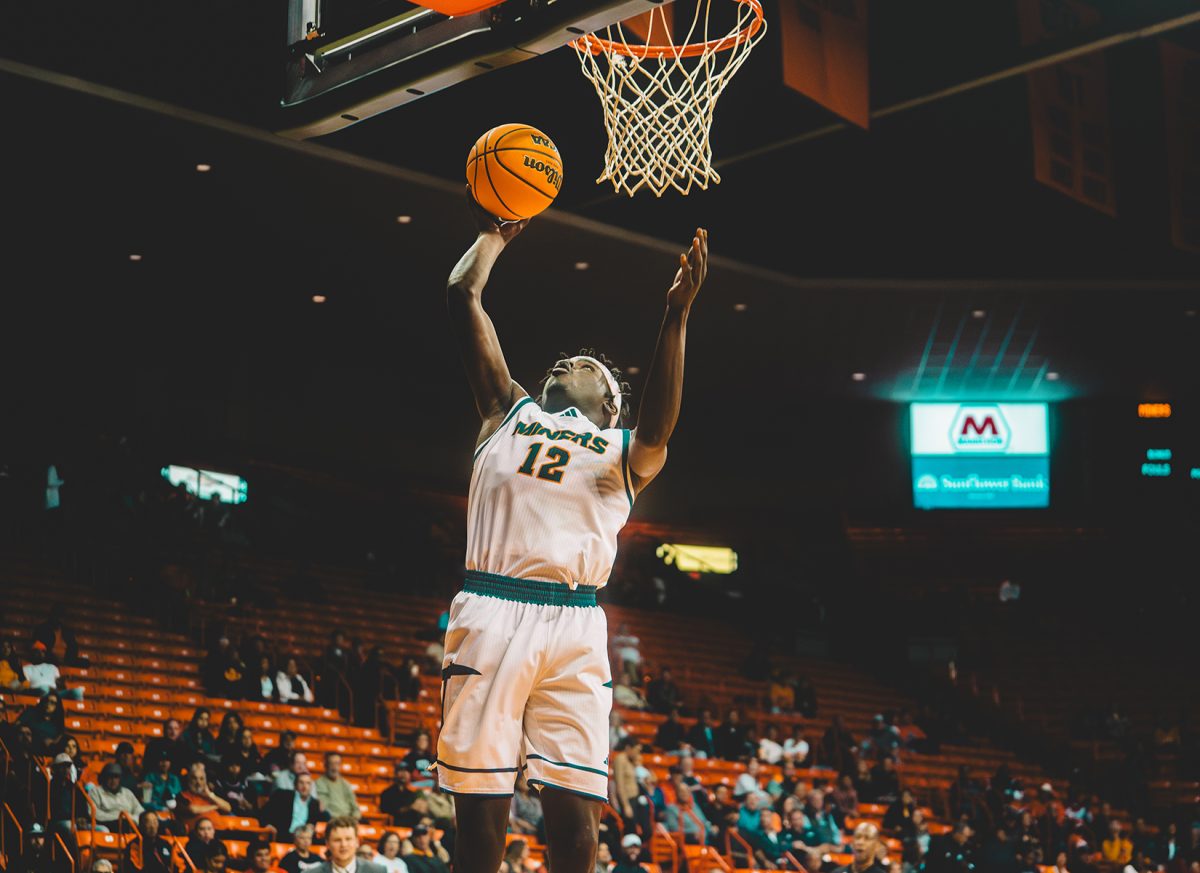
[435,571,613,802]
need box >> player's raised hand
[666,227,707,310]
[466,185,529,244]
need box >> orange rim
[573,0,764,59]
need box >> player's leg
[541,788,602,873]
[452,795,511,873]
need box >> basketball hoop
[572,0,766,197]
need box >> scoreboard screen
[910,403,1050,509]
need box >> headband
[571,355,622,428]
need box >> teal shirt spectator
[145,771,182,812]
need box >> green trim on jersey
[463,570,598,606]
[621,429,634,508]
[526,754,609,777]
[473,396,535,461]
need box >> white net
[572,0,765,197]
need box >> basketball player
[437,188,706,873]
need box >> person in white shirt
[276,658,315,705]
[782,727,810,764]
[734,758,766,802]
[611,624,642,685]
[759,725,784,765]
[373,832,409,873]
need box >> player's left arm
[628,228,707,493]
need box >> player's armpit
[475,381,529,449]
[628,429,667,486]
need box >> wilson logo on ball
[523,156,562,190]
[530,135,557,150]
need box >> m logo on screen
[950,405,1011,452]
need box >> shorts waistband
[463,570,598,607]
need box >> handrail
[783,850,807,872]
[652,823,680,873]
[724,828,754,869]
[334,672,354,723]
[36,759,53,824]
[53,829,77,872]
[2,801,22,862]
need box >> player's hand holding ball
[667,227,708,310]
[466,122,563,224]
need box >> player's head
[539,348,631,430]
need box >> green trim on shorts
[463,570,598,607]
[526,754,609,777]
[527,778,609,804]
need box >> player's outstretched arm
[628,228,708,491]
[446,187,531,437]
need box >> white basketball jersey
[466,397,634,588]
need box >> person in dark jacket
[654,708,686,752]
[922,823,977,873]
[686,710,719,758]
[259,772,329,840]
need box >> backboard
[278,0,663,138]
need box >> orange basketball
[466,123,563,221]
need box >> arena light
[656,543,738,574]
[195,163,212,173]
[396,215,413,224]
[161,465,248,504]
[1138,403,1171,419]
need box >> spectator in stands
[246,842,277,873]
[358,846,377,866]
[611,623,642,686]
[796,676,819,718]
[400,824,449,873]
[716,708,751,760]
[261,771,327,840]
[646,667,682,714]
[749,807,791,868]
[87,762,145,830]
[216,713,243,760]
[665,780,715,845]
[278,824,321,873]
[399,732,435,784]
[264,731,297,775]
[395,793,431,829]
[923,822,976,873]
[316,818,387,873]
[92,860,114,873]
[396,659,421,703]
[760,725,785,765]
[353,646,393,728]
[421,785,457,846]
[276,658,315,706]
[902,810,931,870]
[836,823,888,873]
[686,709,719,759]
[595,841,613,873]
[113,741,145,794]
[770,670,796,714]
[214,756,255,814]
[10,822,53,873]
[144,752,182,815]
[613,738,642,829]
[863,715,901,761]
[510,773,545,839]
[780,808,812,857]
[867,756,900,804]
[246,656,277,703]
[318,631,352,709]
[228,727,263,775]
[316,752,361,821]
[380,764,415,824]
[0,639,22,689]
[782,724,811,767]
[177,762,233,832]
[1103,823,1134,865]
[612,835,646,873]
[499,840,533,873]
[23,645,82,700]
[145,719,190,771]
[47,752,84,861]
[203,638,245,701]
[738,790,767,838]
[655,708,686,753]
[126,811,174,873]
[614,678,649,711]
[735,758,766,800]
[375,833,409,873]
[203,848,229,873]
[184,815,226,868]
[18,690,65,753]
[184,708,219,765]
[831,774,859,819]
[274,753,310,792]
[803,790,842,851]
[706,783,741,844]
[883,789,918,834]
[32,604,87,668]
[821,716,857,776]
[9,723,40,809]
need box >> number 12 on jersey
[517,442,570,483]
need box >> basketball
[466,123,563,221]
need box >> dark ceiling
[2,0,1198,524]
